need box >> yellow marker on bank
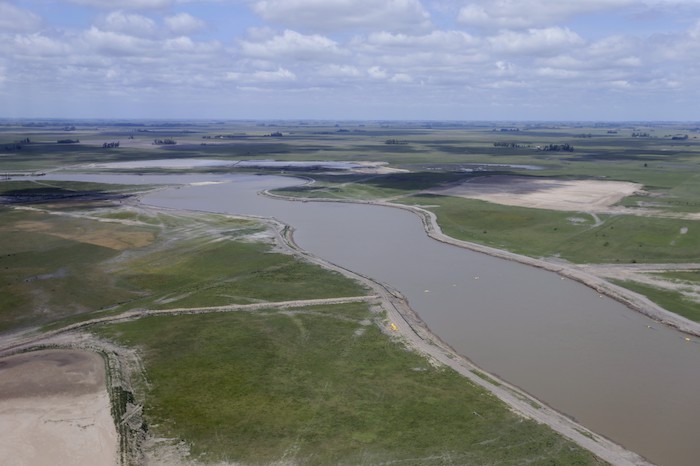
[390,323,398,332]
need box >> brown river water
[44,173,700,466]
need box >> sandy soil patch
[0,349,117,466]
[427,176,642,212]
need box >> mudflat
[0,349,117,466]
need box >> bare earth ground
[0,349,117,466]
[426,175,644,213]
[425,175,700,220]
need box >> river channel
[46,172,700,466]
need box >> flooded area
[44,172,700,466]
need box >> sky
[1,0,699,121]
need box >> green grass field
[400,194,700,264]
[0,206,152,332]
[95,304,604,466]
[610,271,700,322]
[0,181,366,332]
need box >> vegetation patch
[401,195,700,263]
[95,305,604,465]
[611,279,700,322]
[0,185,367,332]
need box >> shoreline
[263,186,700,338]
[258,192,652,466]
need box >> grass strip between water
[94,304,604,465]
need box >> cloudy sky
[2,0,699,120]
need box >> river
[44,172,700,466]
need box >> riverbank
[265,186,700,338]
[266,200,651,466]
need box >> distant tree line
[58,139,79,144]
[153,139,176,145]
[203,134,247,139]
[671,134,688,140]
[103,141,120,148]
[632,132,650,138]
[3,138,30,151]
[493,142,524,148]
[537,143,574,152]
[264,132,283,137]
[385,139,408,145]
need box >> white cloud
[536,67,580,79]
[101,11,157,37]
[458,0,633,29]
[608,79,632,89]
[485,79,527,89]
[82,27,153,56]
[489,27,585,54]
[389,72,412,83]
[368,66,388,79]
[494,60,516,76]
[240,29,342,60]
[164,36,220,54]
[67,0,172,9]
[363,30,478,50]
[252,0,431,33]
[617,56,641,67]
[318,64,361,77]
[690,19,700,39]
[253,67,296,81]
[165,13,206,35]
[0,2,41,32]
[4,0,700,119]
[9,33,69,57]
